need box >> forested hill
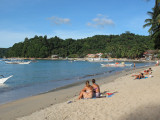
[5,32,154,58]
[0,48,8,58]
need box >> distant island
[0,32,156,59]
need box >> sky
[0,0,155,48]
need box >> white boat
[101,63,125,67]
[5,61,31,64]
[87,58,113,62]
[0,75,13,84]
[101,63,132,67]
[125,64,132,66]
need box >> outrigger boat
[101,62,132,67]
[87,58,113,62]
[5,61,31,64]
[0,75,13,84]
[101,63,125,67]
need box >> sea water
[0,59,155,104]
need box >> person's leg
[96,93,100,98]
[78,92,83,99]
[132,74,138,77]
[134,75,140,79]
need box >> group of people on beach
[78,64,155,99]
[132,68,153,79]
[78,79,100,100]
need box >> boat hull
[0,75,13,84]
[101,63,132,67]
[101,64,125,67]
[5,61,31,64]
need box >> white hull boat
[0,75,13,84]
[5,61,31,64]
[101,63,125,67]
[125,64,132,66]
[88,58,113,62]
[101,63,132,67]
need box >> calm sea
[0,59,155,104]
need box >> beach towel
[106,93,114,98]
[108,94,114,98]
[136,77,148,79]
[106,93,113,95]
[142,77,148,79]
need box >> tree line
[144,0,160,49]
[4,32,154,58]
[0,48,8,58]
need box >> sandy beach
[0,65,160,120]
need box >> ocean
[0,59,155,104]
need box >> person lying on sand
[144,70,150,75]
[144,68,153,76]
[148,68,152,72]
[144,68,152,73]
[92,79,100,98]
[132,73,145,79]
[78,81,93,100]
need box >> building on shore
[143,50,158,60]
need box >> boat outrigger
[0,75,13,84]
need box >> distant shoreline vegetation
[0,48,8,58]
[0,32,155,59]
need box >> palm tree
[143,0,160,49]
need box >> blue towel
[108,93,114,98]
[92,97,96,99]
[136,77,148,79]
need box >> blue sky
[0,0,155,48]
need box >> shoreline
[0,65,153,120]
[5,57,157,63]
[0,60,152,105]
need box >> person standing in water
[133,62,136,70]
[156,60,159,66]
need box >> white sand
[17,66,160,120]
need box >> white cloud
[47,16,71,25]
[87,14,114,28]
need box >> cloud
[47,16,71,25]
[87,14,114,28]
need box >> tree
[144,0,160,49]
